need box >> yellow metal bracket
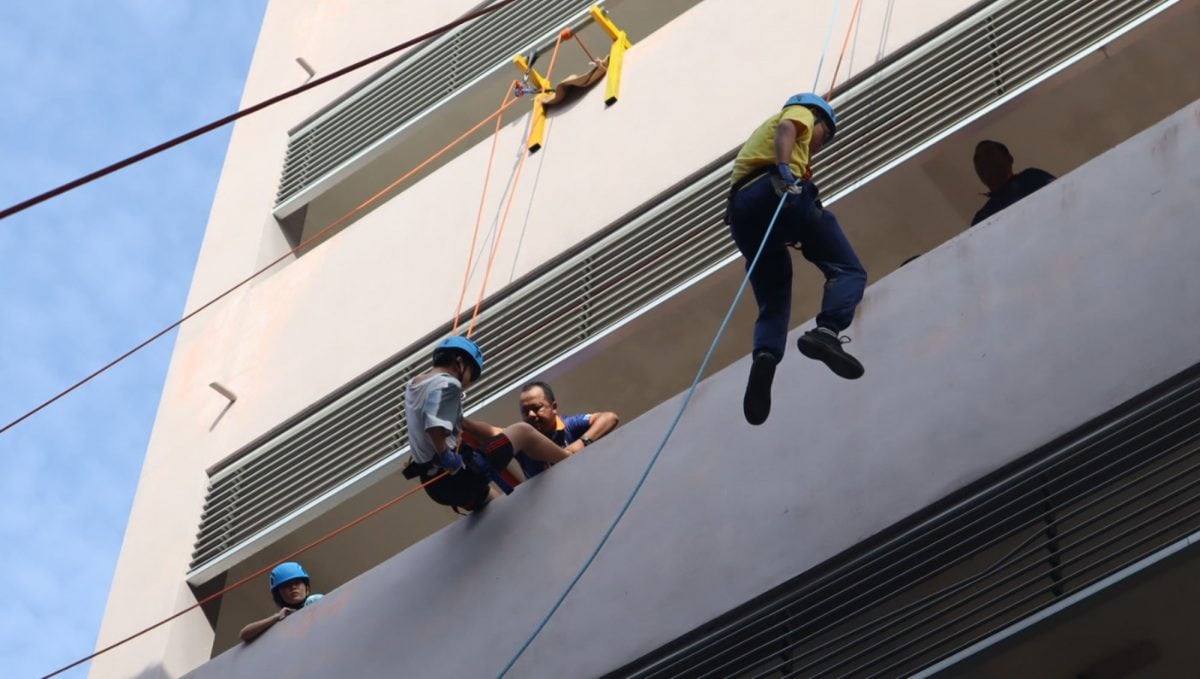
[527,93,550,153]
[512,53,551,94]
[511,4,633,153]
[590,4,632,106]
[512,53,552,153]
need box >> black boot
[797,328,865,379]
[743,350,778,425]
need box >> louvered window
[615,364,1200,678]
[190,0,1176,581]
[275,0,598,211]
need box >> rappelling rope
[497,2,857,674]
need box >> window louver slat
[618,367,1200,678]
[191,0,1170,577]
[276,0,594,205]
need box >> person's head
[783,93,838,154]
[269,562,311,609]
[973,140,1014,192]
[519,381,559,436]
[431,336,485,388]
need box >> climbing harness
[37,0,868,674]
[498,1,860,674]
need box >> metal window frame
[273,0,600,218]
[188,0,1178,584]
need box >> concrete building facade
[93,0,1200,676]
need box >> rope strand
[43,471,449,678]
[453,85,518,333]
[467,144,530,337]
[1,95,523,436]
[497,192,790,677]
[500,3,858,671]
[465,33,564,337]
[0,0,521,222]
[828,0,865,95]
[571,31,599,63]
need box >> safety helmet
[269,562,310,592]
[783,93,838,142]
[433,336,485,381]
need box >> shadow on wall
[128,663,169,679]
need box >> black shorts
[420,434,515,512]
[474,433,515,469]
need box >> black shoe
[797,328,865,380]
[743,351,778,425]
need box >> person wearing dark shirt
[971,140,1055,226]
[512,381,618,480]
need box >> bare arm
[566,412,619,454]
[774,118,803,166]
[239,608,291,643]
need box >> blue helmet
[270,562,309,591]
[434,336,485,380]
[783,93,838,142]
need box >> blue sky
[0,3,266,676]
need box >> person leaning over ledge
[403,336,572,513]
[511,380,618,481]
[239,562,324,643]
[971,140,1055,226]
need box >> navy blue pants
[727,176,867,360]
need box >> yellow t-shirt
[730,106,816,185]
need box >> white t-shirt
[404,371,463,464]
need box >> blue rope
[813,0,843,93]
[499,2,844,671]
[497,193,789,677]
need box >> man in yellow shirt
[727,93,866,425]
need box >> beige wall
[92,0,982,676]
[90,1,476,676]
[180,95,1200,678]
[183,0,978,466]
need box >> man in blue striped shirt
[514,381,619,480]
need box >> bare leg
[462,417,503,441]
[504,459,528,482]
[502,422,570,464]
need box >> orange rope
[2,94,523,436]
[334,97,523,239]
[467,143,530,338]
[570,30,599,64]
[828,0,864,95]
[37,10,873,677]
[542,32,565,87]
[43,471,450,678]
[465,33,564,337]
[452,84,518,334]
[43,33,576,673]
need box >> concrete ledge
[187,99,1200,679]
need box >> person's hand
[434,448,465,473]
[276,607,293,621]
[775,163,799,187]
